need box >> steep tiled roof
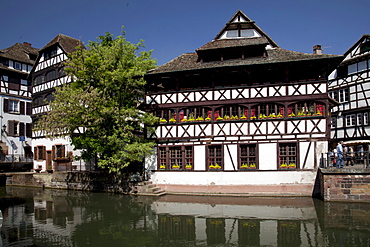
[197,37,269,51]
[148,48,342,75]
[0,43,39,64]
[41,34,82,53]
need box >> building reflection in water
[1,186,370,246]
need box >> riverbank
[2,168,370,202]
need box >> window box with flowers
[209,163,222,171]
[185,164,193,170]
[250,116,257,120]
[196,116,204,122]
[159,118,167,124]
[231,115,239,120]
[216,116,223,121]
[240,115,247,120]
[159,164,166,170]
[205,117,211,121]
[240,163,257,170]
[171,164,181,170]
[169,118,176,123]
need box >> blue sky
[1,0,369,65]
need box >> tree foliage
[38,30,158,173]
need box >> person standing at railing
[336,141,344,168]
[346,146,355,166]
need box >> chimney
[23,42,32,47]
[313,45,322,55]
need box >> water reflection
[0,186,370,246]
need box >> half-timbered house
[0,42,38,170]
[31,34,92,172]
[144,10,343,195]
[329,34,370,152]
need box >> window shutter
[26,102,31,115]
[19,122,25,136]
[4,99,8,113]
[52,145,55,160]
[42,146,46,160]
[61,145,66,157]
[34,147,38,160]
[7,120,14,136]
[26,123,32,137]
[20,101,25,114]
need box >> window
[45,70,57,81]
[364,113,369,125]
[329,88,349,103]
[33,97,44,107]
[252,104,285,119]
[357,113,363,125]
[279,143,297,169]
[45,94,54,103]
[158,146,193,170]
[53,144,66,159]
[7,120,19,136]
[14,62,21,70]
[346,114,356,127]
[8,100,19,113]
[331,117,336,128]
[239,144,258,170]
[207,145,223,170]
[34,75,44,85]
[288,102,324,117]
[360,41,370,54]
[34,146,46,160]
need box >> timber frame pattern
[329,34,370,143]
[145,10,343,172]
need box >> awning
[343,140,370,145]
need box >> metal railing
[320,151,370,168]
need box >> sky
[1,0,369,65]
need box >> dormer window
[14,62,21,70]
[360,41,370,54]
[44,48,57,60]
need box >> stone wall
[319,168,370,202]
[7,172,134,194]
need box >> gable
[343,34,370,62]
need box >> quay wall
[319,168,370,202]
[5,172,134,194]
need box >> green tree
[38,30,158,173]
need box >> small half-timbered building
[144,10,343,195]
[329,34,370,151]
[31,34,92,172]
[0,42,38,169]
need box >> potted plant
[280,163,288,169]
[159,118,167,124]
[169,118,176,123]
[250,116,256,120]
[240,163,249,170]
[288,113,296,118]
[209,163,222,170]
[185,164,192,170]
[171,164,180,170]
[288,163,296,169]
[196,116,204,122]
[159,164,166,170]
[205,117,211,121]
[240,115,247,120]
[216,116,223,121]
[249,163,257,169]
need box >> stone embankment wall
[319,168,370,202]
[6,172,134,194]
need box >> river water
[0,186,370,247]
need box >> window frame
[158,145,194,171]
[239,144,258,170]
[278,143,298,170]
[207,145,223,171]
[8,100,19,114]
